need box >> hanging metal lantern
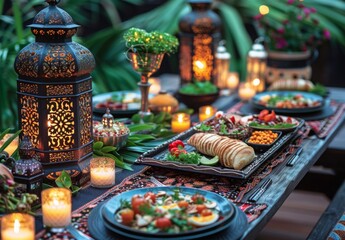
[178,0,221,84]
[14,0,95,184]
[246,39,267,92]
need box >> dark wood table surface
[37,77,345,239]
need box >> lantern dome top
[29,0,79,29]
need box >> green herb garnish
[249,122,296,129]
[179,81,218,95]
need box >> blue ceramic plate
[251,91,324,113]
[101,186,235,238]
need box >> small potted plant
[123,28,178,116]
[254,0,330,83]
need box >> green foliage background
[1,0,345,131]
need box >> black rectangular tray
[136,118,304,179]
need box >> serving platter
[251,91,324,114]
[136,117,304,179]
[102,187,235,239]
[93,91,153,118]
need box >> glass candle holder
[238,82,256,101]
[199,105,217,122]
[41,188,72,232]
[171,113,191,133]
[1,213,35,240]
[90,157,115,188]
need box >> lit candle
[238,82,256,101]
[1,213,35,240]
[227,72,239,90]
[0,134,19,156]
[148,77,161,95]
[90,157,115,188]
[251,78,265,92]
[171,113,191,133]
[199,105,217,122]
[41,188,72,230]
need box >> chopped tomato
[196,204,207,214]
[229,116,236,123]
[192,194,205,204]
[131,196,149,215]
[201,209,213,217]
[168,140,185,151]
[155,217,172,229]
[286,116,292,123]
[177,200,189,209]
[262,110,276,122]
[170,147,180,157]
[119,208,134,225]
[144,192,156,204]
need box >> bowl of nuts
[245,130,282,152]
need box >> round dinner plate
[101,186,235,238]
[241,115,302,132]
[251,91,324,114]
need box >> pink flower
[276,38,288,49]
[6,179,15,186]
[297,15,303,21]
[287,0,294,4]
[298,4,305,9]
[323,29,331,39]
[310,7,317,13]
[277,27,285,34]
[303,8,311,16]
[253,14,263,21]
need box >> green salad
[179,82,218,95]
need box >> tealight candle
[238,82,256,101]
[1,213,34,240]
[251,78,265,92]
[41,188,72,231]
[227,72,239,90]
[171,113,191,133]
[148,77,161,95]
[90,157,115,188]
[199,105,217,122]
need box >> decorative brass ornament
[15,0,95,184]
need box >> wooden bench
[307,180,345,240]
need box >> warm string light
[259,5,269,15]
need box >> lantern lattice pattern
[246,41,267,92]
[15,0,95,181]
[179,0,221,84]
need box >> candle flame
[53,199,59,206]
[195,60,205,69]
[205,107,211,115]
[14,219,20,233]
[252,78,261,86]
[177,114,184,122]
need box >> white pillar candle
[90,157,115,188]
[41,188,72,229]
[1,213,34,240]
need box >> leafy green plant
[55,170,80,194]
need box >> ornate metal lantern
[178,0,221,84]
[246,40,267,92]
[14,0,95,184]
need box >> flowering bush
[254,0,330,52]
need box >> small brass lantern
[246,39,267,92]
[15,0,95,182]
[178,0,221,84]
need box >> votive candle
[41,188,72,230]
[1,213,34,240]
[171,113,191,133]
[90,157,115,188]
[227,72,239,90]
[238,82,256,101]
[199,105,217,122]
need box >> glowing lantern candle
[148,77,161,95]
[41,188,72,231]
[227,72,239,90]
[90,157,115,188]
[199,105,217,122]
[171,113,191,133]
[1,213,34,240]
[238,82,256,101]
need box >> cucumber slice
[200,156,219,166]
